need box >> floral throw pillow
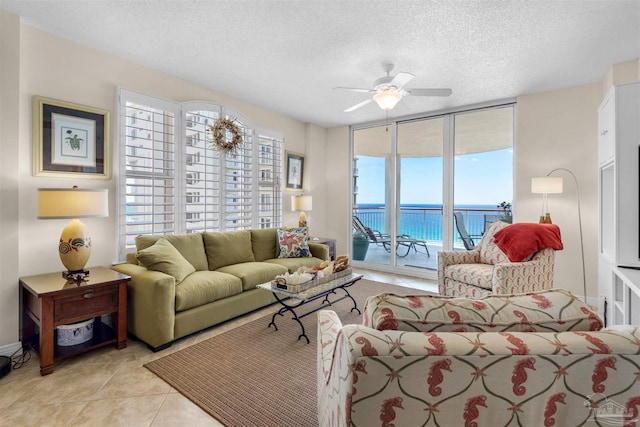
[277,227,312,258]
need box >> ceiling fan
[336,63,452,112]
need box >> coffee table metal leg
[267,293,310,344]
[339,286,361,314]
[264,276,363,344]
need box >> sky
[355,148,513,206]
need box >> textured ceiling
[2,0,639,127]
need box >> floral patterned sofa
[438,221,561,298]
[317,289,640,427]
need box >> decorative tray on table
[272,268,352,293]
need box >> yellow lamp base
[58,218,92,274]
[298,211,307,228]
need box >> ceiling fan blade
[344,98,373,112]
[389,72,414,89]
[406,88,453,97]
[334,86,375,94]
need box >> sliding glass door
[452,107,514,250]
[351,104,514,276]
[396,118,445,268]
[353,125,392,266]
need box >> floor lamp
[531,168,587,303]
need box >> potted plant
[497,201,513,223]
[352,230,370,261]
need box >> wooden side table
[311,237,337,260]
[19,267,130,376]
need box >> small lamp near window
[38,186,109,282]
[531,177,563,224]
[291,194,312,228]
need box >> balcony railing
[353,206,511,248]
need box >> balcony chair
[453,211,482,250]
[438,221,561,298]
[352,216,429,257]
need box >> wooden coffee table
[257,273,362,343]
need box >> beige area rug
[144,279,433,427]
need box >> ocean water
[354,203,507,243]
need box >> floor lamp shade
[291,195,312,228]
[38,187,108,276]
[531,176,563,223]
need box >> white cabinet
[597,93,615,165]
[598,82,640,326]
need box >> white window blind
[118,90,284,261]
[256,132,283,229]
[184,108,221,233]
[119,92,177,258]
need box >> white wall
[515,83,602,300]
[0,11,22,353]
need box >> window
[118,89,283,260]
[352,103,514,275]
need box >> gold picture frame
[285,151,305,191]
[33,96,110,179]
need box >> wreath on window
[208,117,243,154]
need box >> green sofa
[112,228,329,351]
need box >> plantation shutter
[119,91,178,258]
[184,107,221,232]
[222,112,253,231]
[118,90,284,261]
[256,131,284,229]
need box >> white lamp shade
[38,188,109,219]
[37,187,108,275]
[291,195,312,212]
[531,177,563,194]
[373,90,402,111]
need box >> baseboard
[0,341,23,358]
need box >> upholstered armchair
[438,221,560,298]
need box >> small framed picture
[33,96,110,179]
[285,151,304,191]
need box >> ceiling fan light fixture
[373,90,402,111]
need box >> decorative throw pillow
[136,238,196,283]
[277,227,311,258]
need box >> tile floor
[0,269,437,427]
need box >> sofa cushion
[444,263,494,290]
[364,288,603,333]
[135,233,209,271]
[277,227,311,258]
[175,271,243,312]
[136,238,196,284]
[216,262,287,291]
[477,220,510,264]
[203,230,255,270]
[251,228,278,261]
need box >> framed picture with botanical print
[285,151,304,190]
[33,96,110,179]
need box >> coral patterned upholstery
[438,221,556,297]
[363,289,603,333]
[318,303,640,427]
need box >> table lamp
[37,186,109,281]
[531,176,563,223]
[291,194,312,228]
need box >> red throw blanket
[493,223,564,262]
